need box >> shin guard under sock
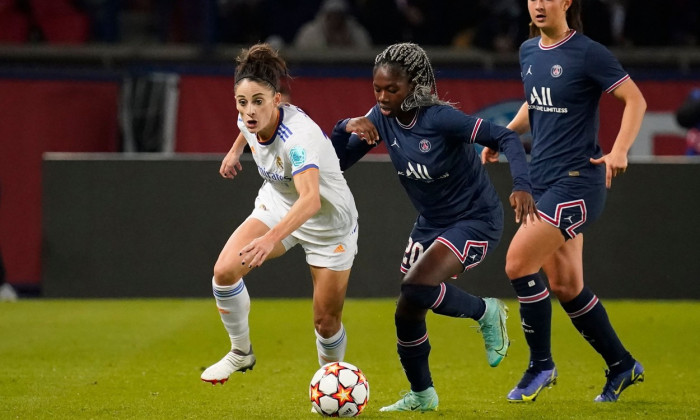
[561,287,633,373]
[395,314,433,392]
[511,273,554,370]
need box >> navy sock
[511,273,554,370]
[395,314,433,392]
[401,283,486,319]
[560,287,634,373]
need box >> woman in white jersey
[200,43,359,385]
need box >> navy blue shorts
[534,178,606,240]
[400,214,502,275]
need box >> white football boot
[201,348,256,385]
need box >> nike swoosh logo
[614,372,641,395]
[523,385,544,401]
[614,381,625,395]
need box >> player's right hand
[481,147,500,164]
[509,190,539,226]
[220,152,243,179]
[346,117,380,145]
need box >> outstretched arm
[590,80,646,188]
[331,117,379,170]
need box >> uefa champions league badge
[289,145,307,169]
[419,139,431,153]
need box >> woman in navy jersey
[482,0,647,403]
[331,42,538,411]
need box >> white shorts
[248,186,358,271]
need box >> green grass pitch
[1,298,698,419]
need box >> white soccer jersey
[238,104,358,243]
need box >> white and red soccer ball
[309,362,369,417]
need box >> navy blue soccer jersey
[331,104,531,225]
[519,30,629,187]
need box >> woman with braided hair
[331,42,537,411]
[201,43,359,385]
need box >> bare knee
[504,261,518,280]
[315,313,342,338]
[401,264,442,287]
[401,270,422,287]
[505,256,531,280]
[549,281,580,302]
[213,261,243,286]
[544,264,583,302]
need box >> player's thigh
[215,217,286,280]
[506,219,565,279]
[402,217,501,284]
[542,234,584,300]
[311,266,350,319]
[403,241,464,286]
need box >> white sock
[315,324,347,366]
[212,277,251,353]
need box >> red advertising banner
[176,76,692,156]
[0,75,694,286]
[0,80,119,285]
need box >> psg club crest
[551,64,563,78]
[419,139,431,153]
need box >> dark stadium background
[0,0,698,299]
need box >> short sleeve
[584,41,629,94]
[286,127,321,176]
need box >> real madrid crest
[419,139,431,153]
[275,156,284,171]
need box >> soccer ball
[309,362,369,417]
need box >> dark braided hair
[234,43,290,93]
[374,43,451,111]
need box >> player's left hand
[240,236,275,268]
[509,190,540,226]
[590,152,627,189]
